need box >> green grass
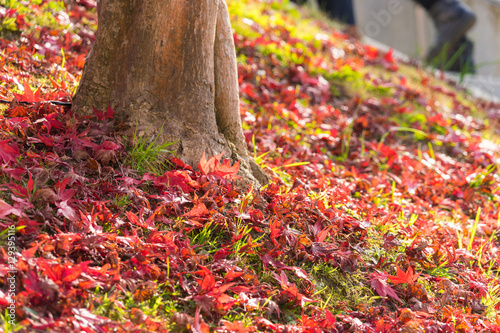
[467,207,482,251]
[189,222,224,255]
[124,127,175,175]
[482,283,500,320]
[91,282,185,330]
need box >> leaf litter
[0,0,500,332]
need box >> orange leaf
[221,320,256,332]
[6,105,29,117]
[198,151,224,175]
[224,268,244,281]
[12,82,41,103]
[216,159,241,180]
[183,202,209,218]
[388,266,420,285]
[197,151,241,180]
[62,265,83,283]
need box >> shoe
[425,0,476,62]
[446,37,475,74]
[430,37,475,74]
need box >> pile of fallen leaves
[1,0,500,332]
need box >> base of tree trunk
[72,0,267,185]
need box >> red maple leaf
[183,202,209,218]
[27,172,34,194]
[12,81,42,103]
[368,271,402,303]
[194,266,215,293]
[214,248,234,261]
[197,151,241,180]
[216,293,237,313]
[6,105,29,117]
[364,45,379,60]
[164,170,198,192]
[21,244,39,259]
[191,307,210,333]
[198,151,224,175]
[62,263,86,283]
[0,199,21,218]
[384,49,396,64]
[0,140,20,163]
[325,309,336,325]
[199,273,215,293]
[216,159,241,180]
[224,267,244,281]
[269,218,282,245]
[93,105,114,121]
[388,266,420,285]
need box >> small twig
[0,99,72,106]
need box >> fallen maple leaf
[0,140,20,163]
[72,308,112,330]
[224,267,244,281]
[388,266,420,285]
[198,151,224,175]
[62,262,87,283]
[214,248,234,261]
[197,151,241,180]
[219,320,256,332]
[0,199,21,218]
[57,200,78,222]
[165,170,197,192]
[21,244,39,259]
[269,218,282,245]
[193,307,210,333]
[12,81,42,103]
[93,105,114,121]
[6,105,30,117]
[368,271,402,303]
[384,49,396,64]
[183,202,209,218]
[216,159,241,180]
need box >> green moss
[310,263,377,313]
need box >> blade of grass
[467,207,481,251]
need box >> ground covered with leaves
[1,0,500,332]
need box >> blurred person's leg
[290,0,357,36]
[413,0,476,61]
[413,0,435,10]
[290,0,355,25]
[446,36,475,73]
[320,0,355,25]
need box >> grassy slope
[0,0,500,332]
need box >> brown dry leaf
[133,282,156,303]
[130,308,147,325]
[86,157,100,172]
[73,149,90,162]
[34,188,58,203]
[298,234,312,247]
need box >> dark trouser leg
[445,36,475,73]
[430,36,475,73]
[412,0,437,10]
[320,0,356,25]
[290,0,356,25]
[413,0,476,63]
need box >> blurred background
[352,0,500,97]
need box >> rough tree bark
[72,0,267,185]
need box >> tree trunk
[72,0,267,185]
